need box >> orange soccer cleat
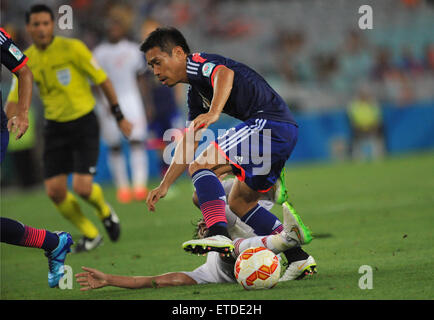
[133,187,148,202]
[117,187,132,204]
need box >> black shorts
[43,111,99,179]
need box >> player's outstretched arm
[75,266,197,290]
[5,65,33,140]
[146,123,202,212]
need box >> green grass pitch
[1,151,433,300]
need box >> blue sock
[0,217,25,244]
[191,169,228,235]
[241,204,283,236]
[0,217,59,251]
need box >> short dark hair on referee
[140,27,190,55]
[25,4,54,24]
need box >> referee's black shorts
[43,110,99,179]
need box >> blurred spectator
[336,30,373,94]
[347,88,385,161]
[313,52,339,89]
[371,47,395,82]
[423,43,434,72]
[275,30,313,84]
[399,46,424,76]
[371,47,415,105]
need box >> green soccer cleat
[182,235,235,256]
[282,201,313,245]
[275,167,288,205]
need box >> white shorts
[182,252,236,285]
[96,93,147,146]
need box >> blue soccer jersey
[186,52,297,125]
[1,27,28,163]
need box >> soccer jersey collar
[35,35,56,52]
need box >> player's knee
[188,161,203,177]
[72,182,92,199]
[228,195,255,217]
[46,186,67,204]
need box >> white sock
[226,205,256,239]
[225,205,238,229]
[233,234,297,257]
[108,150,129,189]
[130,145,148,188]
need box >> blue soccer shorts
[213,118,298,192]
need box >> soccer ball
[234,247,281,290]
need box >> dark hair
[25,4,54,24]
[140,27,190,55]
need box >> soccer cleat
[275,167,289,205]
[182,235,235,255]
[102,207,121,242]
[133,187,148,202]
[72,234,103,253]
[45,232,73,288]
[279,255,317,281]
[282,201,313,245]
[264,167,289,204]
[117,187,132,204]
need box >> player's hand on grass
[118,118,133,138]
[75,266,108,291]
[146,185,168,212]
[7,112,29,140]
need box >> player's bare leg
[45,174,68,204]
[227,178,262,219]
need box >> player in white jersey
[76,200,312,290]
[93,15,149,203]
[76,177,316,290]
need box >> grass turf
[1,151,433,300]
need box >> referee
[6,4,132,253]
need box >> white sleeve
[132,43,145,73]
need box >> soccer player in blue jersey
[0,27,73,288]
[143,28,311,265]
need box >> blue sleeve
[187,53,226,88]
[0,28,28,73]
[187,86,206,121]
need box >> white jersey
[183,252,236,285]
[93,39,147,144]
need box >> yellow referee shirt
[7,36,107,122]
